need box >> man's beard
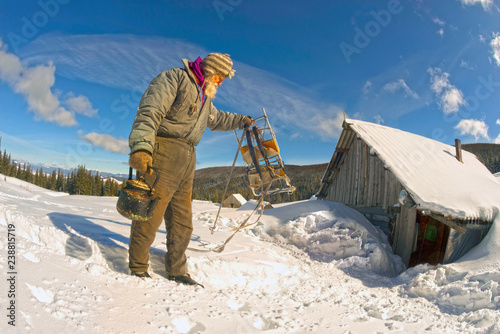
[204,78,219,99]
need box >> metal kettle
[116,166,160,222]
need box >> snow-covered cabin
[222,193,247,208]
[317,119,500,268]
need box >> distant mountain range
[11,159,129,180]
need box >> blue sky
[0,0,499,174]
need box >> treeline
[0,150,122,196]
[462,143,500,174]
[192,164,327,204]
[1,147,326,202]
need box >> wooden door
[409,214,450,267]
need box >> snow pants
[128,136,196,276]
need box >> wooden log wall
[393,206,417,266]
[326,138,404,213]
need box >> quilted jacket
[129,59,246,154]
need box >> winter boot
[168,274,204,288]
[132,271,152,278]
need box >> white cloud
[432,17,445,26]
[428,68,465,114]
[362,81,372,95]
[0,40,22,84]
[19,33,346,141]
[458,0,493,10]
[495,133,500,144]
[78,131,129,154]
[455,119,489,140]
[459,60,474,70]
[383,79,419,99]
[306,110,345,140]
[374,115,384,124]
[0,39,96,127]
[490,33,500,66]
[14,62,77,126]
[497,119,500,125]
[441,88,465,113]
[432,17,445,37]
[64,94,98,117]
[429,69,449,94]
[18,33,205,91]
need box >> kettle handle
[148,166,160,193]
[128,166,160,194]
[128,167,133,180]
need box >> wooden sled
[234,108,296,197]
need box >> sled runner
[235,108,296,197]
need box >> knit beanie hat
[201,53,236,79]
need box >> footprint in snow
[25,283,54,303]
[171,317,206,333]
[23,252,40,263]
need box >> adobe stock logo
[7,0,71,53]
[213,0,242,21]
[339,0,403,64]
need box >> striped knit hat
[202,53,236,79]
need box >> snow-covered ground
[1,173,499,333]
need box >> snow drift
[0,174,499,333]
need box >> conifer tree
[8,155,15,177]
[48,170,57,190]
[73,166,91,195]
[93,172,100,196]
[26,164,34,183]
[103,178,113,196]
[15,164,21,179]
[212,190,219,204]
[34,168,40,186]
[56,169,65,192]
[66,171,75,194]
[0,151,3,175]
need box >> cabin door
[409,214,450,267]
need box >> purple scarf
[188,56,204,88]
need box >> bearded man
[127,53,253,286]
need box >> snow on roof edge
[224,193,247,204]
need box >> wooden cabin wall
[392,206,417,266]
[325,138,404,213]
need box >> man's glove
[242,116,254,127]
[129,151,153,174]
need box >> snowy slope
[0,174,499,333]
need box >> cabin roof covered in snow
[320,119,500,221]
[223,193,247,204]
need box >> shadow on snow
[48,212,209,278]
